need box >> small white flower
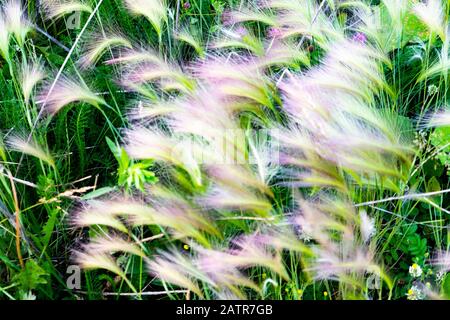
[436,271,446,282]
[21,291,36,300]
[427,84,438,96]
[300,233,312,243]
[406,285,424,300]
[409,263,423,278]
[298,223,312,243]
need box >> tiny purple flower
[235,26,248,37]
[352,32,367,44]
[221,10,233,25]
[267,27,282,39]
[183,2,190,10]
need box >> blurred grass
[0,0,448,300]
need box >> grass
[0,0,449,300]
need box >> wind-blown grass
[0,0,449,301]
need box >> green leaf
[426,176,441,193]
[377,2,429,52]
[0,253,20,271]
[81,187,117,200]
[41,209,59,250]
[106,137,121,161]
[430,126,450,175]
[441,273,450,299]
[13,260,48,291]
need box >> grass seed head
[41,0,93,20]
[38,76,105,114]
[6,134,54,167]
[3,0,30,47]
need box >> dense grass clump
[0,0,449,300]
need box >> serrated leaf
[13,260,48,291]
[41,209,59,249]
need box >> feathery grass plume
[75,242,139,292]
[277,39,413,189]
[174,29,205,58]
[314,40,391,98]
[121,200,220,245]
[279,110,398,176]
[81,236,146,257]
[266,0,345,48]
[260,40,310,68]
[79,33,132,68]
[122,61,194,94]
[309,246,378,282]
[380,0,408,32]
[152,207,217,245]
[128,100,177,122]
[149,238,288,299]
[418,45,450,81]
[72,205,129,233]
[0,13,10,61]
[105,47,163,65]
[124,0,167,40]
[412,0,446,40]
[211,27,265,56]
[432,250,450,273]
[3,0,30,47]
[142,93,246,173]
[226,8,278,26]
[148,249,205,297]
[65,0,441,300]
[113,47,194,93]
[292,198,350,244]
[76,198,157,218]
[274,130,348,192]
[124,127,206,186]
[74,251,127,279]
[278,124,411,190]
[247,131,281,187]
[192,56,274,108]
[325,40,393,95]
[196,249,261,298]
[162,94,247,167]
[228,235,289,280]
[338,0,371,12]
[206,164,272,196]
[199,185,272,216]
[293,197,390,293]
[71,197,170,232]
[252,228,312,255]
[187,235,290,298]
[124,127,183,166]
[72,198,181,233]
[353,1,415,54]
[6,134,55,167]
[133,91,253,183]
[38,76,105,114]
[167,91,235,136]
[427,109,450,127]
[170,139,205,187]
[19,62,45,103]
[354,6,386,51]
[40,0,93,20]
